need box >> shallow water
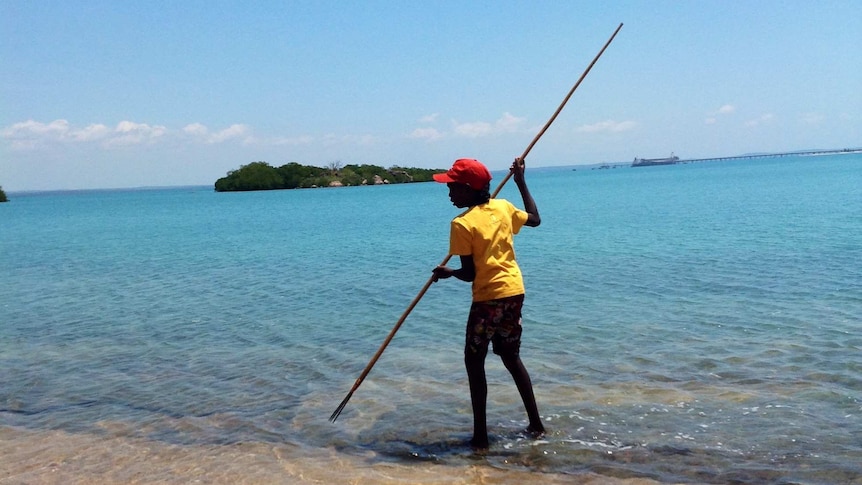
[1,154,860,484]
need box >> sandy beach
[1,426,677,485]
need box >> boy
[431,157,545,450]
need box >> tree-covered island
[0,186,8,203]
[214,161,445,192]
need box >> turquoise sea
[1,153,860,484]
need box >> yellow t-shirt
[449,198,529,302]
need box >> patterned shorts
[465,294,524,356]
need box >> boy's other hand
[432,265,454,282]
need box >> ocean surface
[1,153,860,484]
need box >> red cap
[433,158,492,190]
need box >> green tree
[391,165,439,182]
[338,167,362,186]
[343,164,389,184]
[276,162,328,188]
[215,161,446,192]
[215,162,283,191]
[0,186,7,203]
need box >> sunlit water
[1,154,860,484]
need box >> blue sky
[2,1,860,190]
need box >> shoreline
[0,425,665,485]
[4,149,860,194]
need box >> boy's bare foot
[469,437,489,451]
[525,424,546,439]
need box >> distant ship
[631,153,680,167]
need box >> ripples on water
[1,155,860,484]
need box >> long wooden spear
[330,22,623,422]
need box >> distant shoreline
[5,148,859,194]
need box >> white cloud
[418,113,439,123]
[1,119,71,148]
[0,119,111,149]
[799,113,825,125]
[268,134,314,146]
[745,113,775,127]
[2,119,70,137]
[207,124,249,143]
[575,120,637,133]
[183,122,209,136]
[717,104,736,115]
[451,112,526,138]
[106,121,168,147]
[453,120,493,138]
[495,112,525,132]
[704,105,737,124]
[705,105,736,124]
[183,122,251,143]
[1,119,259,150]
[70,123,110,141]
[409,127,443,141]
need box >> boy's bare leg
[501,354,545,435]
[465,350,489,449]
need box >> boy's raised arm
[512,158,540,227]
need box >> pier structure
[682,148,860,163]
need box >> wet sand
[0,426,678,485]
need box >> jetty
[682,148,861,163]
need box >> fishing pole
[330,22,623,422]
